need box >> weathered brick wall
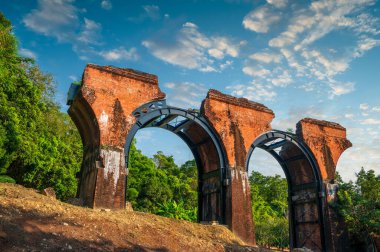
[69,64,165,209]
[296,118,352,182]
[202,89,275,245]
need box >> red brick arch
[68,64,352,252]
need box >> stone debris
[41,187,56,198]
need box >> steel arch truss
[246,130,327,251]
[124,100,228,223]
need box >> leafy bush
[249,171,289,248]
[0,175,16,183]
[255,216,289,248]
[156,200,197,222]
[335,168,380,245]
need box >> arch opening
[124,100,228,224]
[248,148,289,249]
[246,130,327,251]
[127,127,198,221]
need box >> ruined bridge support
[68,64,165,208]
[202,90,275,245]
[68,64,352,251]
[297,118,352,251]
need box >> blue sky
[2,0,380,181]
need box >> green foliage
[0,175,16,183]
[335,168,380,244]
[156,200,197,222]
[127,140,198,221]
[0,12,82,200]
[254,217,289,249]
[249,171,289,248]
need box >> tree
[249,171,289,248]
[335,168,380,246]
[0,12,82,200]
[127,140,198,221]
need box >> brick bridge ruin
[67,64,352,251]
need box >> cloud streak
[23,0,137,62]
[243,6,281,33]
[239,0,379,101]
[164,82,208,108]
[143,22,245,72]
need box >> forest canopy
[0,12,82,200]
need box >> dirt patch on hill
[0,183,261,251]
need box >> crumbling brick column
[297,118,352,251]
[202,90,275,245]
[296,118,352,182]
[68,64,165,209]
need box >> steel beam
[173,119,193,133]
[153,114,178,127]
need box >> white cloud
[269,14,315,48]
[328,81,355,99]
[69,75,78,81]
[295,0,375,50]
[301,49,349,80]
[266,0,287,8]
[143,22,243,72]
[19,48,37,59]
[249,52,282,64]
[300,83,315,92]
[164,82,207,108]
[361,118,380,125]
[23,0,148,66]
[248,0,379,99]
[23,0,109,61]
[220,60,233,70]
[271,106,328,131]
[227,81,277,101]
[23,0,79,41]
[352,13,380,35]
[242,6,281,33]
[143,5,160,20]
[279,48,304,74]
[165,83,175,89]
[303,2,378,53]
[372,107,380,112]
[101,0,112,10]
[336,127,380,181]
[77,18,102,45]
[268,0,378,53]
[359,103,369,110]
[242,66,270,77]
[345,113,354,119]
[353,37,380,58]
[208,48,224,59]
[270,70,292,87]
[129,5,160,22]
[99,47,138,61]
